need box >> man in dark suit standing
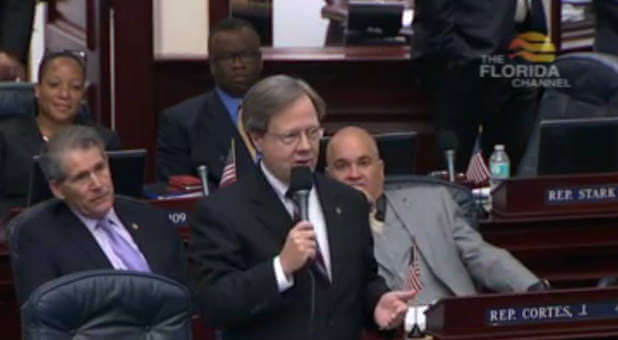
[0,0,35,80]
[156,17,261,188]
[191,75,415,340]
[9,126,187,304]
[594,0,618,56]
[412,0,543,172]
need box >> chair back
[518,52,618,176]
[21,269,192,340]
[385,174,480,230]
[0,82,36,117]
[317,130,418,174]
[0,82,90,119]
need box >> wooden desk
[484,174,618,288]
[427,287,618,339]
[482,213,618,288]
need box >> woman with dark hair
[0,51,120,217]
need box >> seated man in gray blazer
[325,126,546,306]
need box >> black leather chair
[21,269,192,340]
[0,82,36,117]
[517,52,618,176]
[384,174,480,230]
[0,81,90,118]
[316,130,418,174]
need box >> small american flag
[219,139,237,188]
[405,240,423,293]
[465,133,491,185]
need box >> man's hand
[279,221,316,276]
[0,51,26,81]
[374,290,417,330]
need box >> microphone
[289,166,313,221]
[196,165,210,197]
[438,130,458,182]
[446,150,455,182]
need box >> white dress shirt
[260,162,331,292]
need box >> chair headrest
[551,52,618,105]
[0,81,92,119]
[22,270,192,339]
[0,82,36,117]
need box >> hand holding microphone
[280,221,317,276]
[279,166,319,276]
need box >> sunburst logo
[508,31,556,63]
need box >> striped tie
[288,194,331,286]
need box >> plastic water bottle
[489,144,510,190]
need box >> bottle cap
[495,144,505,151]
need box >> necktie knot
[285,190,301,222]
[96,218,111,230]
[97,218,150,272]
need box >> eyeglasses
[266,127,324,146]
[212,50,261,64]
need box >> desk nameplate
[487,301,618,326]
[545,184,618,205]
[492,173,618,218]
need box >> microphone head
[289,166,313,192]
[437,130,459,152]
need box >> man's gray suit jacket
[377,184,538,299]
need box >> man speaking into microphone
[191,75,415,340]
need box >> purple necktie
[97,219,150,272]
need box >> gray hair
[39,126,105,182]
[241,74,326,134]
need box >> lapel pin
[132,223,139,231]
[403,198,412,208]
[335,207,342,215]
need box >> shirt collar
[72,207,121,233]
[215,87,242,124]
[374,194,386,222]
[260,161,290,201]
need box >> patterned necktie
[287,192,331,286]
[97,219,150,272]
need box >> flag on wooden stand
[405,239,423,293]
[219,139,237,188]
[465,126,491,185]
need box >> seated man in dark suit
[156,17,261,188]
[326,127,546,306]
[10,126,187,304]
[191,75,416,340]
